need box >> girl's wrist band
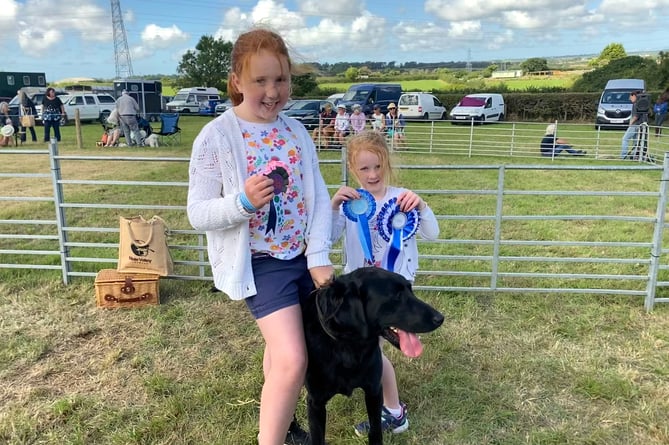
[239,193,258,213]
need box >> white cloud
[298,0,362,17]
[0,0,19,28]
[141,24,189,50]
[18,28,63,54]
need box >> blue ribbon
[343,189,376,266]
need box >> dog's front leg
[307,394,328,445]
[363,389,384,445]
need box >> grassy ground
[2,116,669,444]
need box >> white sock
[385,406,403,419]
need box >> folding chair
[151,113,181,146]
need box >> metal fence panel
[2,126,669,310]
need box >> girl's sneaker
[353,402,408,436]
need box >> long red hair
[227,28,292,106]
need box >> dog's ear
[316,279,369,340]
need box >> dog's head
[315,267,444,357]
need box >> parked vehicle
[113,79,163,121]
[0,71,46,98]
[596,79,646,130]
[215,99,232,116]
[199,99,222,116]
[327,93,345,106]
[449,93,505,124]
[282,99,334,130]
[165,87,220,113]
[60,93,116,124]
[398,92,447,120]
[338,83,402,115]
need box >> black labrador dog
[301,267,444,445]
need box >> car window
[343,89,371,101]
[85,96,96,105]
[71,96,84,105]
[98,95,115,104]
[460,96,486,107]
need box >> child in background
[186,27,333,445]
[349,104,367,134]
[333,104,350,147]
[330,130,440,436]
[370,104,386,133]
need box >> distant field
[319,73,578,93]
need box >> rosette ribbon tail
[385,225,403,272]
[265,200,277,235]
[356,216,375,266]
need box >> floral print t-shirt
[239,117,307,260]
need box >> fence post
[48,139,71,284]
[490,166,506,290]
[468,119,474,157]
[644,151,669,311]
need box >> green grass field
[2,116,669,445]
[318,74,578,94]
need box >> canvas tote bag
[117,215,174,276]
[20,107,35,127]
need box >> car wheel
[498,113,504,122]
[423,112,429,121]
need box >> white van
[449,93,505,124]
[398,92,447,120]
[166,87,220,113]
[596,79,646,129]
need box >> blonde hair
[346,131,395,185]
[545,124,556,135]
[227,27,292,106]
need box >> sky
[1,0,668,82]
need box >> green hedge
[434,92,601,122]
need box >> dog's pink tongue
[397,329,423,358]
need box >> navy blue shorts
[245,253,315,319]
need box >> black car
[282,99,334,130]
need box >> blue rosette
[342,188,376,265]
[376,197,420,272]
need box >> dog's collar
[314,289,340,341]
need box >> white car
[398,92,447,120]
[60,93,117,123]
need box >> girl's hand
[397,190,424,212]
[244,174,274,209]
[310,265,335,288]
[331,186,360,210]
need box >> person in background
[330,130,439,437]
[540,124,586,157]
[385,103,406,149]
[370,104,386,133]
[104,109,122,147]
[621,90,643,159]
[311,102,336,148]
[18,90,37,143]
[186,27,333,445]
[653,91,668,136]
[42,87,66,142]
[0,101,14,146]
[349,103,366,134]
[116,89,142,147]
[333,103,350,147]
